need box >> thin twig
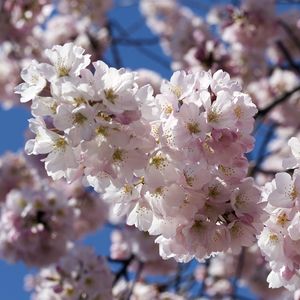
[174,264,182,292]
[112,37,159,46]
[231,248,246,299]
[126,261,144,300]
[198,258,211,296]
[135,45,171,69]
[276,0,300,3]
[250,122,277,176]
[110,19,170,70]
[125,17,149,35]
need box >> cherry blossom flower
[0,187,75,266]
[17,43,262,265]
[25,245,113,300]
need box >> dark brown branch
[276,40,300,75]
[112,254,135,286]
[255,85,300,119]
[279,20,300,52]
[126,261,144,300]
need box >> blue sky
[0,0,299,299]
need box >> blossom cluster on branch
[258,137,300,291]
[16,42,265,264]
[0,151,108,266]
[0,0,112,108]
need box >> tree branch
[279,20,300,52]
[126,261,144,300]
[111,254,135,286]
[276,40,300,75]
[255,85,300,119]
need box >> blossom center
[208,186,220,198]
[269,233,279,243]
[187,122,200,135]
[122,184,133,195]
[207,110,220,123]
[289,186,298,201]
[276,212,289,227]
[170,85,182,98]
[95,126,108,137]
[219,165,235,176]
[234,106,243,119]
[184,171,194,187]
[104,88,118,104]
[56,59,70,77]
[112,148,124,162]
[163,104,173,115]
[54,138,67,150]
[150,155,167,169]
[73,112,87,125]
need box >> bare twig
[107,21,123,68]
[112,37,159,46]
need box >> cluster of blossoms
[0,0,50,43]
[25,245,113,300]
[258,137,300,291]
[113,280,186,300]
[248,69,300,127]
[0,151,107,267]
[140,0,236,76]
[52,179,108,238]
[0,0,112,108]
[57,0,112,27]
[110,226,176,276]
[0,152,37,202]
[207,0,278,81]
[35,0,112,61]
[0,186,74,266]
[140,0,300,85]
[4,0,300,298]
[209,0,277,50]
[258,128,300,179]
[195,246,291,300]
[16,42,265,263]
